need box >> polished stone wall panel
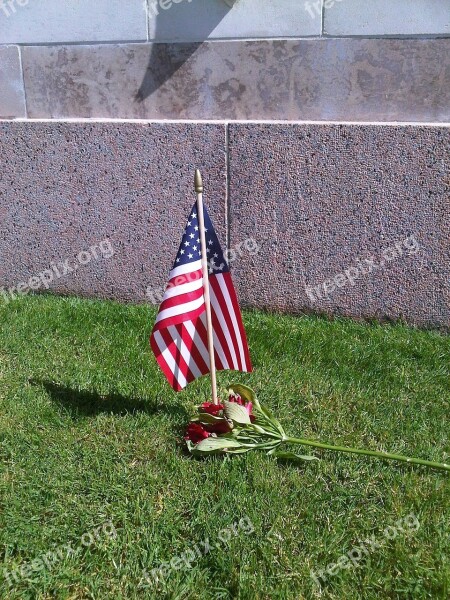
[148,0,321,41]
[0,46,26,118]
[324,0,450,37]
[0,0,448,46]
[0,0,147,44]
[21,38,450,121]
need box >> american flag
[150,202,252,391]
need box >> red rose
[185,422,211,445]
[245,402,256,423]
[228,393,243,405]
[200,402,224,416]
[205,419,232,434]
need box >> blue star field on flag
[174,203,230,275]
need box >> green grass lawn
[0,294,449,600]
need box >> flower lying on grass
[185,384,450,471]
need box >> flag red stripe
[158,326,193,389]
[152,303,205,332]
[209,301,234,370]
[197,312,226,371]
[150,332,184,391]
[178,321,210,376]
[224,273,253,371]
[158,284,204,312]
[210,276,243,371]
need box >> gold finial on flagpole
[194,169,218,405]
[194,169,203,193]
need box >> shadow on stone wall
[136,0,234,102]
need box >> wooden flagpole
[195,169,218,404]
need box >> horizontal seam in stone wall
[1,33,449,48]
[2,119,450,127]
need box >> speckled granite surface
[21,38,450,121]
[228,124,449,328]
[0,121,448,328]
[0,122,226,302]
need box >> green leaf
[234,435,261,443]
[193,437,243,453]
[186,439,196,453]
[197,412,229,425]
[250,423,271,435]
[222,447,252,455]
[270,450,319,463]
[224,400,251,425]
[259,403,286,437]
[252,412,280,435]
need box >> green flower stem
[284,437,450,472]
[240,441,280,450]
[251,425,281,439]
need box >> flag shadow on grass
[136,0,234,102]
[30,379,189,420]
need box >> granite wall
[229,124,449,328]
[0,121,448,329]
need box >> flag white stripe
[167,326,202,380]
[217,274,248,371]
[162,277,203,301]
[155,294,205,324]
[153,330,187,389]
[201,312,229,370]
[168,260,202,280]
[184,320,211,370]
[209,283,239,370]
